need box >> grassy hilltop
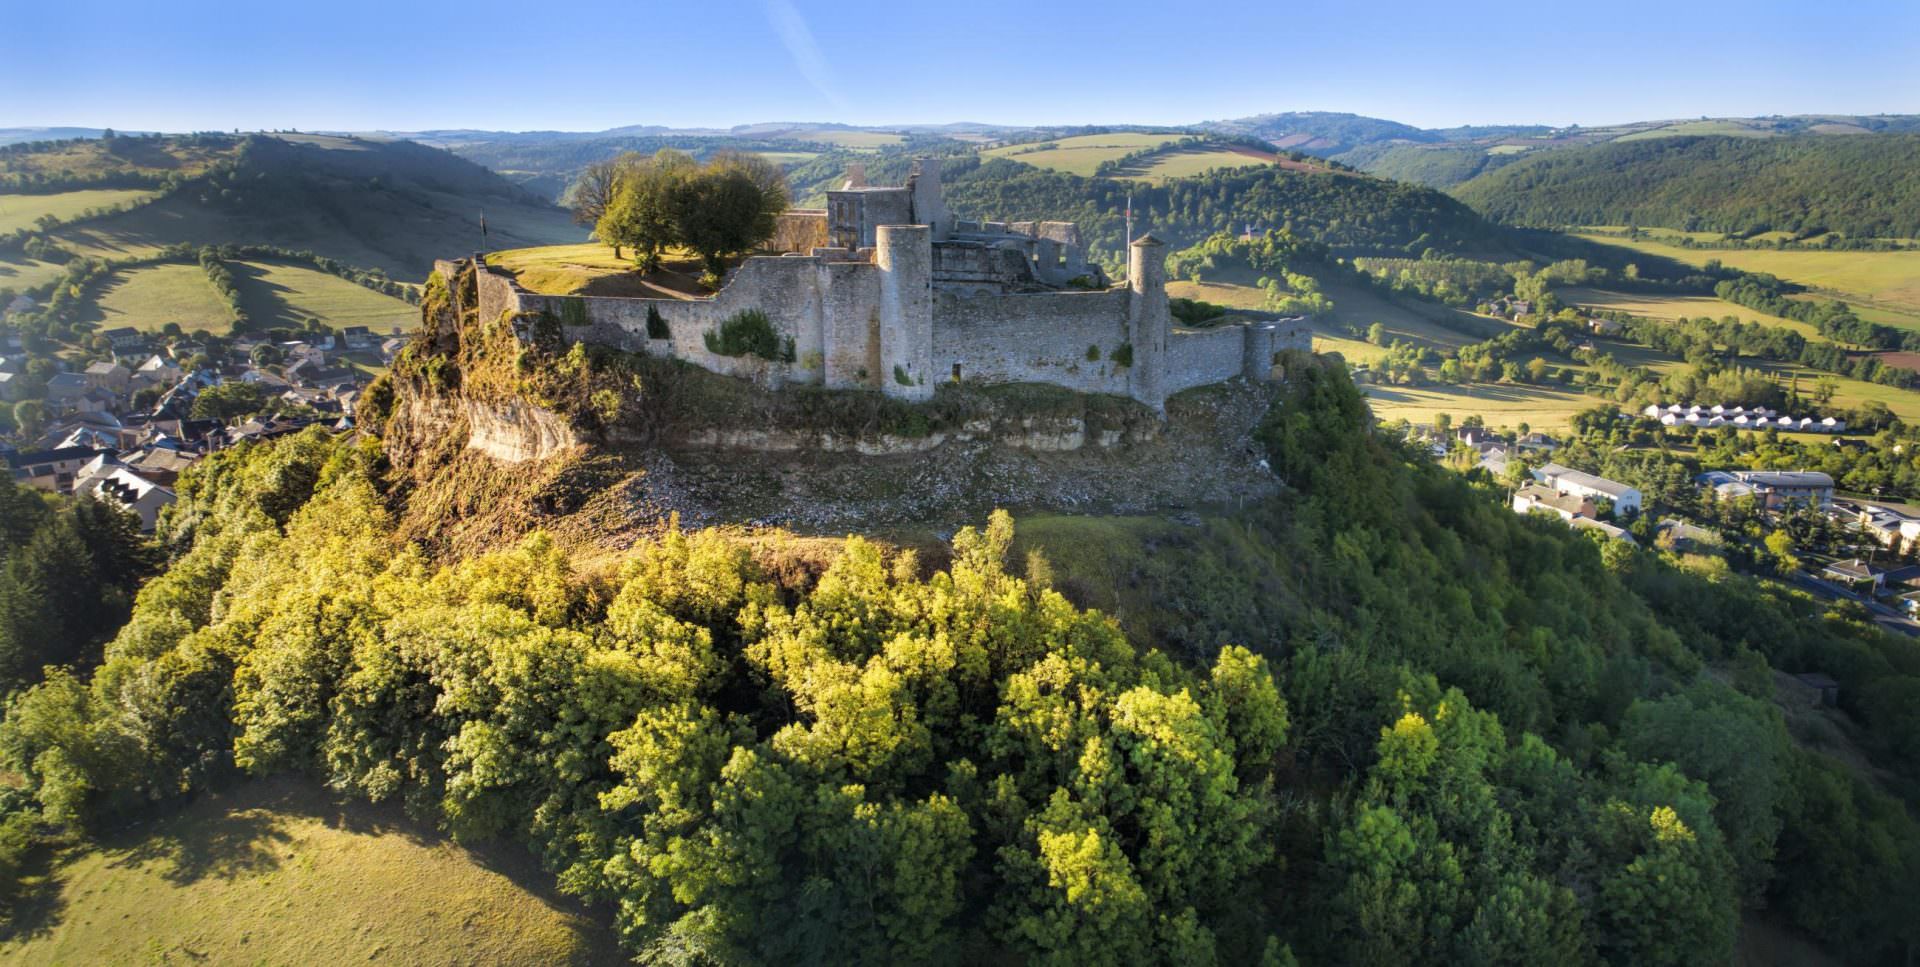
[0,777,622,965]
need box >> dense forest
[1453,135,1920,238]
[1,356,1915,963]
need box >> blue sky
[5,0,1917,132]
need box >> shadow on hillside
[102,798,294,886]
[0,841,74,943]
[227,260,303,329]
[5,775,621,959]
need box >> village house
[100,327,147,352]
[1533,463,1643,516]
[1512,484,1593,521]
[73,457,176,532]
[1823,558,1885,590]
[84,360,132,393]
[6,446,111,492]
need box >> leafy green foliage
[4,362,1920,963]
[595,149,789,275]
[703,309,787,361]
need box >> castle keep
[437,160,1311,412]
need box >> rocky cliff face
[378,280,1286,555]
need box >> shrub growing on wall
[704,309,785,361]
[645,304,671,340]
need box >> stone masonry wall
[931,289,1133,395]
[443,244,1287,411]
[1167,326,1248,395]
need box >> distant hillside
[1201,112,1920,188]
[10,133,583,278]
[1199,111,1436,158]
[808,154,1503,260]
[1453,134,1920,239]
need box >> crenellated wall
[440,231,1306,413]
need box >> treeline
[198,248,246,328]
[1714,272,1915,350]
[1455,135,1920,239]
[1619,311,1919,392]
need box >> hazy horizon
[5,0,1916,134]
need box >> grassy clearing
[1572,234,1920,323]
[0,253,70,292]
[1614,120,1773,141]
[77,262,231,333]
[1131,146,1277,182]
[485,242,712,298]
[1164,277,1510,359]
[1363,382,1602,430]
[1317,277,1509,347]
[788,129,902,150]
[750,150,821,166]
[0,777,622,965]
[0,188,158,234]
[1559,286,1825,339]
[983,133,1186,176]
[233,259,416,331]
[1486,144,1533,156]
[1164,280,1386,362]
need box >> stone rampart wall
[931,289,1133,395]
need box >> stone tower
[909,158,949,241]
[875,224,934,401]
[1127,234,1169,412]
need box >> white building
[1533,463,1643,516]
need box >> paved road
[1790,572,1920,638]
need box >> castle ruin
[437,159,1311,413]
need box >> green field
[1574,233,1920,326]
[0,188,158,234]
[1559,286,1825,339]
[233,259,416,331]
[79,262,233,332]
[1130,146,1277,182]
[1166,280,1387,362]
[783,129,902,150]
[69,259,416,335]
[0,253,70,292]
[983,133,1186,176]
[1363,382,1601,430]
[1166,277,1509,361]
[1614,119,1773,141]
[0,778,622,965]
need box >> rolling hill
[1452,134,1920,239]
[1,133,583,282]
